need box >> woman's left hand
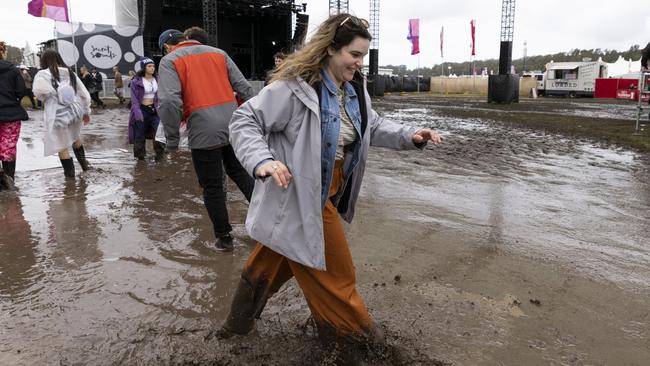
[83,114,90,125]
[412,128,443,145]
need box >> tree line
[4,41,644,77]
[3,44,24,65]
[382,45,645,77]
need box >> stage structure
[202,0,218,47]
[139,0,306,80]
[488,0,519,103]
[367,0,384,96]
[368,0,379,76]
[329,0,349,15]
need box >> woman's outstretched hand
[412,128,443,145]
[256,160,292,189]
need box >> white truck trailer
[541,60,608,97]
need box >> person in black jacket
[88,67,105,108]
[641,43,650,120]
[0,41,29,190]
[641,42,650,71]
[80,66,105,109]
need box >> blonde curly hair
[269,13,371,85]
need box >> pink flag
[28,0,69,22]
[407,19,420,55]
[470,20,476,56]
[440,26,444,58]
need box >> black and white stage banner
[55,22,143,78]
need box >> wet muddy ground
[1,96,649,365]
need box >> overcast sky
[2,0,649,68]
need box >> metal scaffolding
[500,0,515,41]
[329,0,349,15]
[369,0,379,49]
[202,0,218,46]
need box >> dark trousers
[133,104,160,159]
[191,145,254,237]
[134,104,159,141]
[90,92,104,107]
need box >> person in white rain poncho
[33,49,92,179]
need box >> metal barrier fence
[98,79,265,100]
[98,78,131,99]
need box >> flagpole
[54,21,58,48]
[417,53,420,93]
[67,0,78,73]
[472,56,476,93]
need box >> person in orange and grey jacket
[157,27,255,252]
[0,41,28,190]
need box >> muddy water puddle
[1,99,649,365]
[374,99,650,289]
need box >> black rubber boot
[72,146,91,171]
[214,233,234,252]
[153,141,166,161]
[133,141,146,160]
[2,160,16,180]
[0,169,16,191]
[60,158,75,179]
[211,277,261,339]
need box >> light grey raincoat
[229,76,424,270]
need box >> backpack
[51,76,84,129]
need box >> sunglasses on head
[338,16,369,29]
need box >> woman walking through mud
[128,58,164,160]
[221,13,442,364]
[0,41,29,190]
[33,49,92,179]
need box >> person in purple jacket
[128,58,164,160]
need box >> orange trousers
[242,160,373,336]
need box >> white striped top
[336,89,358,160]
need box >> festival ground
[1,95,648,365]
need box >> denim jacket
[319,70,362,209]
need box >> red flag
[470,19,476,56]
[407,19,420,55]
[440,26,444,58]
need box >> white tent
[606,55,642,78]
